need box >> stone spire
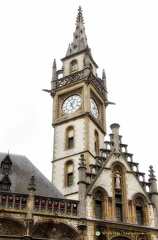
[66,6,88,56]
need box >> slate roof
[0,152,64,198]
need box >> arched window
[66,126,74,149]
[65,160,74,186]
[93,188,107,219]
[70,60,78,72]
[94,130,99,155]
[133,194,148,225]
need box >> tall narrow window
[115,195,122,221]
[94,130,99,155]
[133,194,147,225]
[66,161,74,186]
[67,172,73,186]
[95,200,102,219]
[93,189,106,219]
[66,126,74,149]
[70,60,77,72]
[136,206,143,225]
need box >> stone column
[25,176,36,235]
[110,123,120,153]
[78,154,87,218]
[148,166,158,226]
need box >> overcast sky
[0,0,158,181]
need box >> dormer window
[1,154,12,175]
[0,175,11,191]
[70,60,78,72]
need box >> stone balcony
[0,192,78,217]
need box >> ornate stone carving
[115,170,121,190]
[32,222,78,239]
[0,219,24,236]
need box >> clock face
[90,98,99,119]
[62,95,82,114]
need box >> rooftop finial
[149,165,156,179]
[76,6,84,23]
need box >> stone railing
[53,69,86,89]
[0,192,78,217]
[34,196,78,216]
[0,192,27,210]
[51,68,106,99]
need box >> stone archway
[0,218,25,236]
[32,221,78,239]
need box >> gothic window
[66,126,74,149]
[65,160,74,186]
[93,188,107,219]
[70,60,78,72]
[94,130,99,155]
[133,195,147,225]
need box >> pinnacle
[76,6,84,23]
[65,6,88,56]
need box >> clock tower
[51,7,108,199]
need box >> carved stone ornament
[0,219,24,235]
[115,170,121,189]
[32,222,78,239]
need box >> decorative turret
[66,6,88,56]
[51,59,57,90]
[26,176,36,220]
[110,123,120,153]
[148,165,157,193]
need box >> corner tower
[51,7,108,199]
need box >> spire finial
[76,6,84,23]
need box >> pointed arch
[1,154,12,174]
[133,192,148,225]
[111,162,127,222]
[92,187,108,220]
[0,175,11,191]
